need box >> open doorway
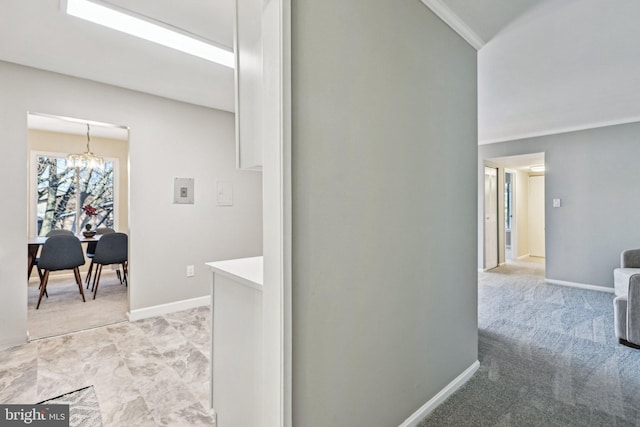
[484,153,546,270]
[26,112,130,340]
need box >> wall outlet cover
[174,178,194,204]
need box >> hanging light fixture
[67,124,104,169]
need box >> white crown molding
[479,116,640,145]
[420,0,485,50]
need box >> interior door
[528,175,545,257]
[484,167,498,270]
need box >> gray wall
[291,1,478,425]
[479,121,640,288]
[0,61,262,348]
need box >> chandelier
[67,124,104,169]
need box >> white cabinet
[206,257,263,427]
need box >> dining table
[27,234,103,279]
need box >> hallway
[421,260,639,426]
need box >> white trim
[479,116,640,145]
[419,0,484,50]
[127,295,210,321]
[516,254,531,260]
[545,278,615,293]
[399,361,480,427]
[262,0,292,425]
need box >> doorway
[26,112,130,340]
[483,153,546,270]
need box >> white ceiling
[28,113,129,141]
[0,0,235,112]
[8,0,624,147]
[440,0,544,44]
[478,0,640,144]
[0,0,541,121]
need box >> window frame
[29,150,120,238]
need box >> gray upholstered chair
[85,227,116,287]
[32,229,76,283]
[90,232,128,300]
[36,235,86,309]
[614,249,640,349]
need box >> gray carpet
[28,273,128,340]
[420,261,640,427]
[39,385,103,427]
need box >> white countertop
[206,256,263,291]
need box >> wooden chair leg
[116,269,122,284]
[93,265,103,300]
[86,260,94,289]
[37,272,49,298]
[36,271,50,309]
[73,267,86,302]
[91,263,97,291]
[122,262,128,286]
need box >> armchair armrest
[621,249,640,268]
[627,274,640,345]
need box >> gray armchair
[614,249,640,348]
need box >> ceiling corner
[420,0,485,50]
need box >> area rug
[39,386,103,427]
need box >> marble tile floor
[0,306,215,426]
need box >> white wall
[479,0,640,144]
[291,0,478,425]
[0,61,263,348]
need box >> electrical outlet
[186,265,195,277]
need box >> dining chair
[85,227,116,287]
[90,232,128,300]
[31,229,76,284]
[36,234,86,309]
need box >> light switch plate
[553,198,561,208]
[217,181,233,206]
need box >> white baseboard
[399,360,480,427]
[0,334,29,351]
[516,254,531,260]
[128,295,210,321]
[545,278,614,293]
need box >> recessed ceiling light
[63,0,234,68]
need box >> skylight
[64,0,234,68]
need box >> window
[35,154,115,236]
